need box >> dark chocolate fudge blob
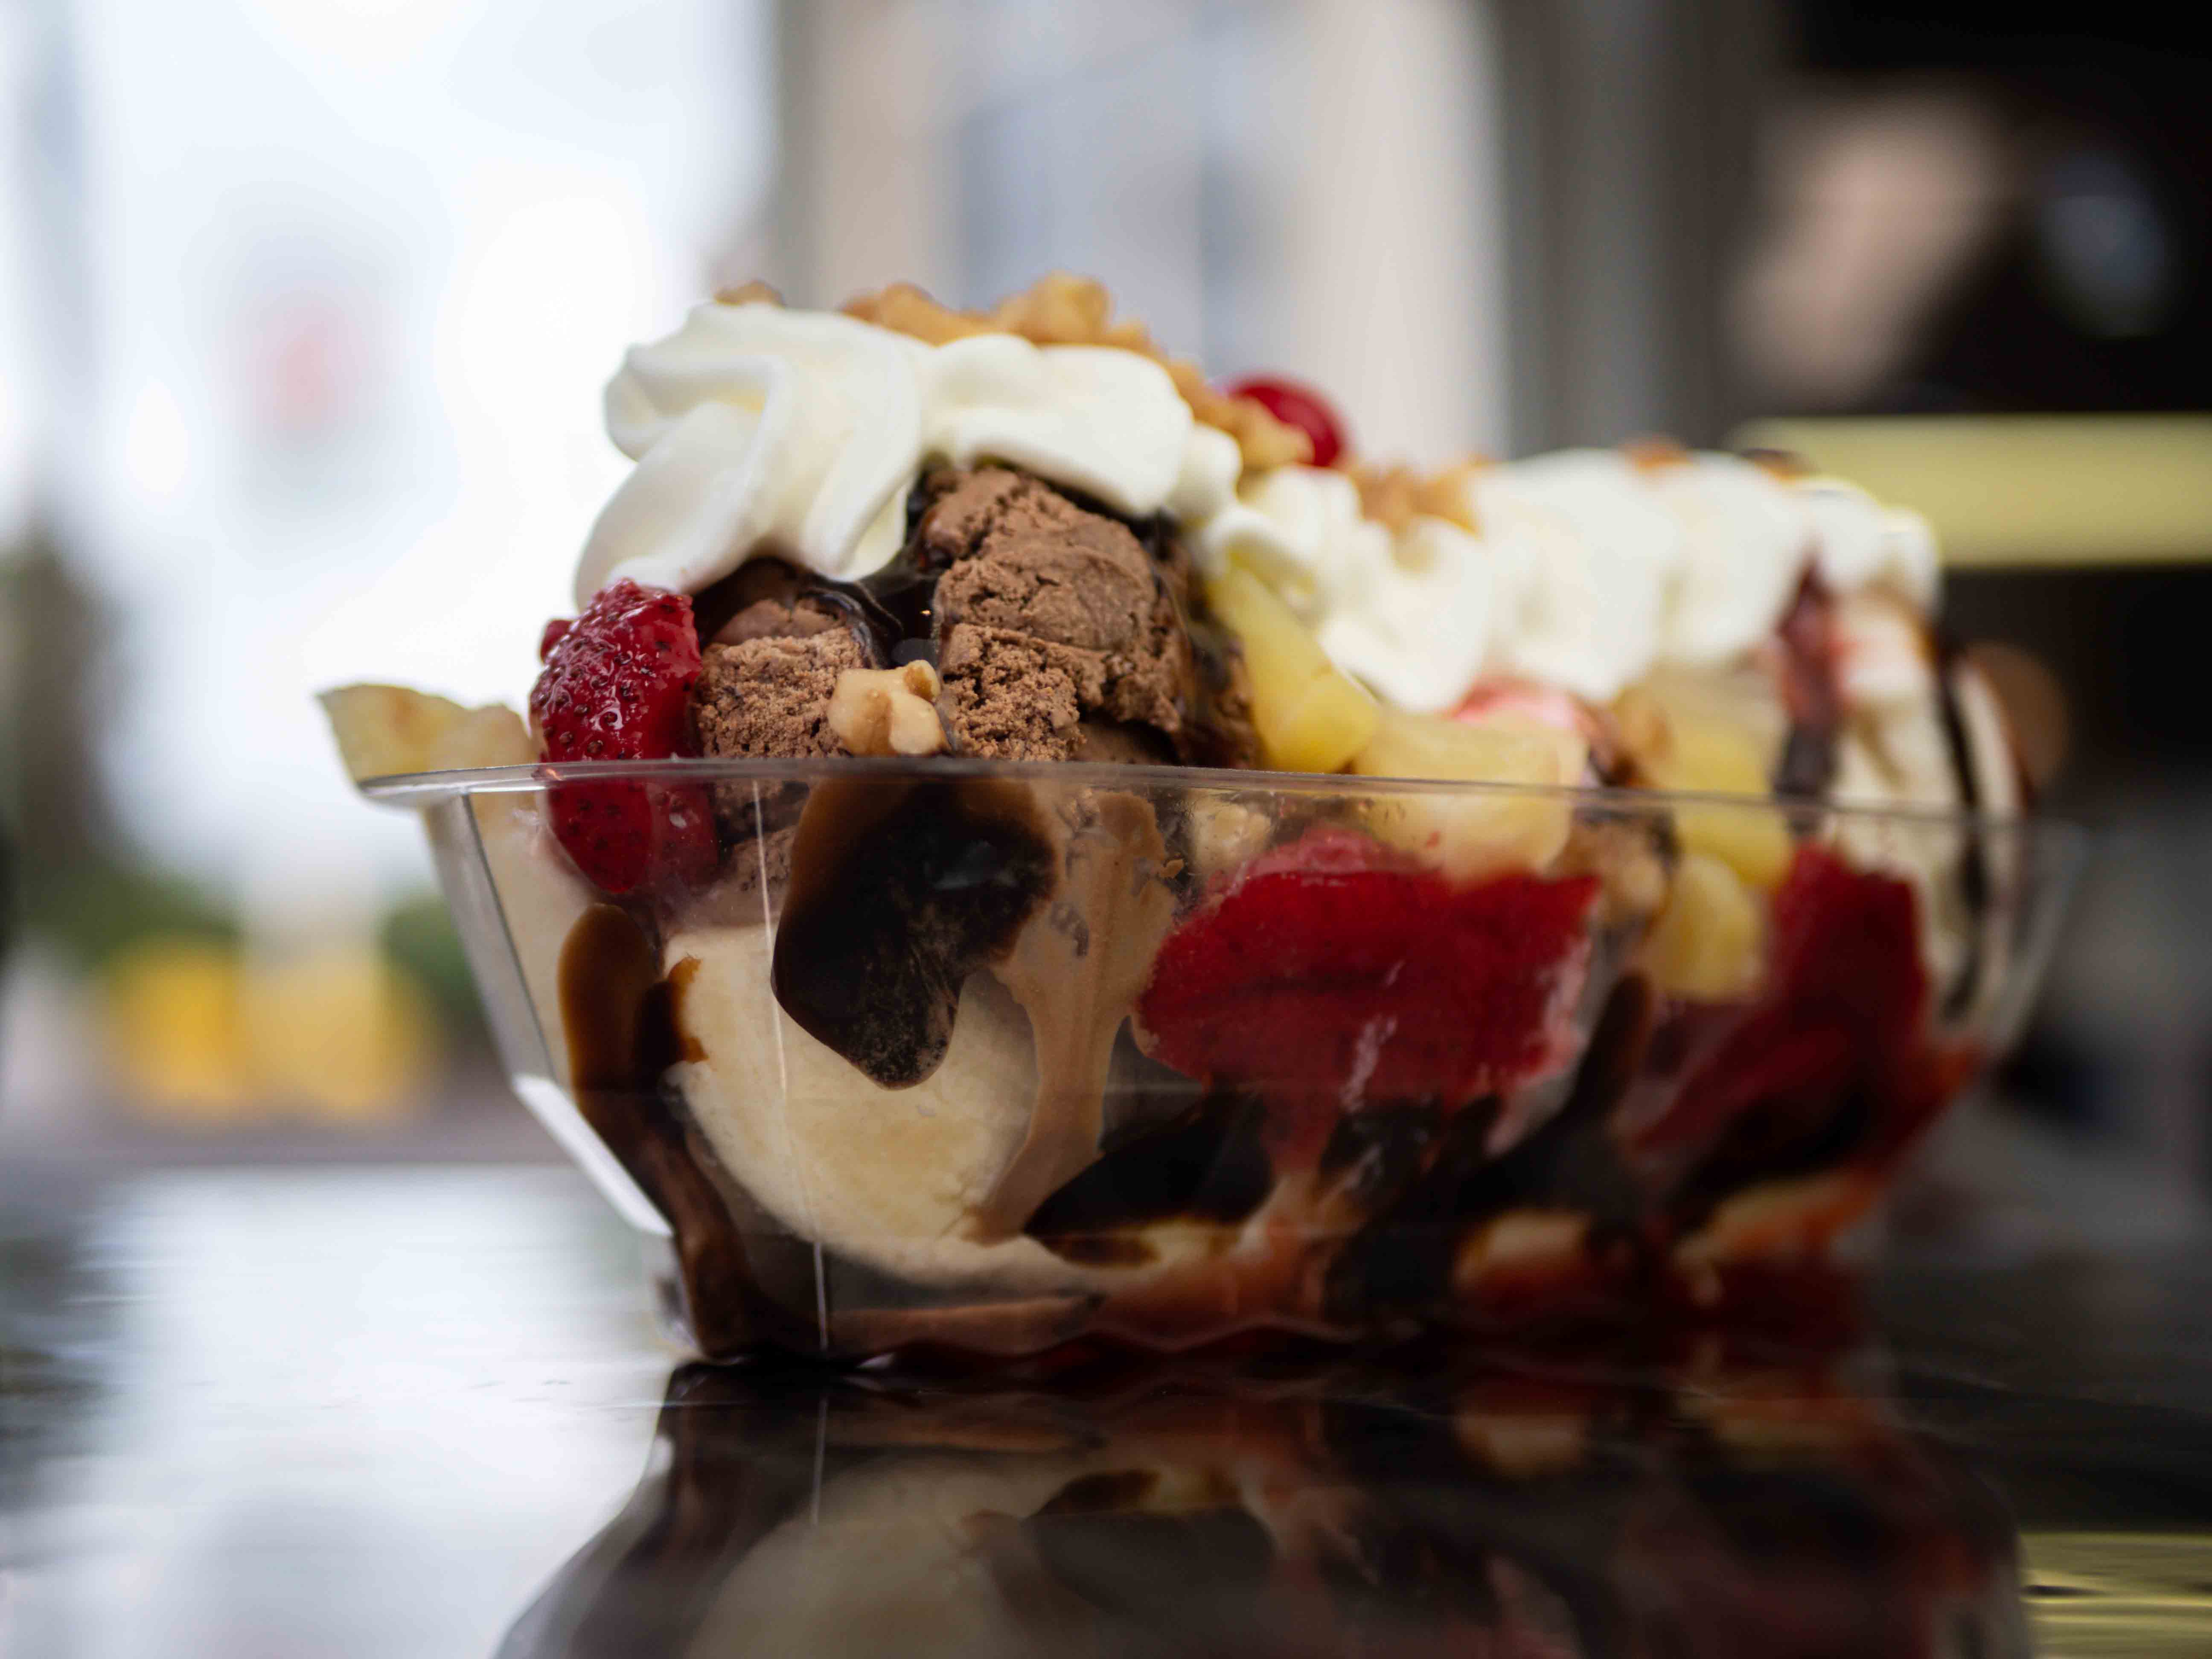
[560,902,684,1103]
[771,776,1056,1088]
[1772,573,1842,800]
[1023,1090,1272,1266]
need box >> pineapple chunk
[1353,708,1581,880]
[1615,681,1793,891]
[319,684,535,783]
[1675,795,1794,894]
[1643,850,1763,1001]
[1354,705,1585,784]
[1206,565,1379,771]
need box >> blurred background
[1,0,2206,1243]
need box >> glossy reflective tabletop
[9,1164,2212,1657]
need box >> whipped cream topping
[1214,450,1944,710]
[574,299,1947,716]
[1799,476,1939,611]
[1648,453,1813,669]
[1473,450,1685,705]
[576,300,1194,606]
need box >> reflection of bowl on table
[496,1356,2030,1658]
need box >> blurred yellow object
[102,940,256,1121]
[1734,414,2212,568]
[2023,1532,2212,1657]
[244,948,439,1125]
[101,936,440,1128]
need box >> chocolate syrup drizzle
[556,904,800,1356]
[1771,572,1842,800]
[769,777,1057,1089]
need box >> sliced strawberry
[1135,828,1596,1138]
[529,577,717,895]
[1636,844,1929,1162]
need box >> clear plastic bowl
[364,758,2079,1362]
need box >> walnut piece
[1349,460,1490,536]
[842,272,1314,473]
[722,272,1558,534]
[1621,435,1691,475]
[713,279,784,308]
[827,661,947,757]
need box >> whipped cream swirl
[576,301,1193,605]
[575,299,1944,714]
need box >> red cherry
[1225,375,1348,468]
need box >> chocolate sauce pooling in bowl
[557,903,793,1356]
[770,777,1057,1089]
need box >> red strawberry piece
[1634,844,1930,1159]
[529,577,718,895]
[1225,375,1349,469]
[1135,828,1596,1141]
[538,617,574,661]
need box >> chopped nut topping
[840,272,1314,472]
[1349,460,1489,536]
[837,280,994,346]
[713,279,784,308]
[1622,435,1691,474]
[1742,446,1811,481]
[721,271,1545,534]
[827,661,947,757]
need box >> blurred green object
[380,892,488,1048]
[18,860,236,969]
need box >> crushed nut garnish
[827,661,947,757]
[713,279,784,308]
[1621,436,1692,474]
[1350,459,1489,536]
[841,272,1314,472]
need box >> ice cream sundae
[326,275,2064,1360]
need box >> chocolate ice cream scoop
[684,465,1254,771]
[926,468,1196,760]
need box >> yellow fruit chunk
[432,704,538,770]
[1206,565,1378,771]
[1643,851,1764,1001]
[1676,795,1794,894]
[319,684,534,782]
[1353,708,1582,881]
[1615,682,1792,891]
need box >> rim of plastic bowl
[355,754,2078,840]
